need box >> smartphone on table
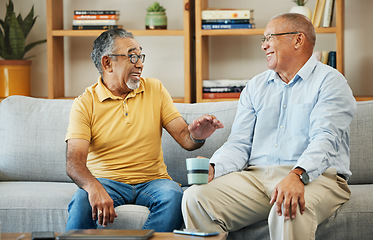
[173,229,219,236]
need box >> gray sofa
[0,95,372,239]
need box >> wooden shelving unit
[46,0,192,103]
[194,0,345,103]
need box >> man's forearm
[66,141,101,192]
[66,159,100,191]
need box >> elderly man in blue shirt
[181,13,356,240]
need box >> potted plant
[145,2,167,30]
[0,0,46,97]
[290,0,312,19]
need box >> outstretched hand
[188,115,224,140]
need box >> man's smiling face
[261,18,297,75]
[111,37,144,92]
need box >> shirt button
[283,105,287,108]
[280,125,284,129]
[275,144,279,147]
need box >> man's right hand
[88,185,118,227]
[196,156,215,182]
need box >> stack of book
[72,10,121,30]
[203,79,249,99]
[314,51,336,68]
[312,0,335,27]
[201,9,255,30]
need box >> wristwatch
[293,171,309,185]
[190,134,206,144]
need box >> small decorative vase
[145,12,167,30]
[290,6,312,20]
[0,60,31,97]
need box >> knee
[66,189,96,230]
[72,188,89,202]
[68,189,91,213]
[182,185,205,209]
[154,180,183,208]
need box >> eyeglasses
[108,54,146,64]
[261,32,300,44]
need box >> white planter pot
[290,6,312,20]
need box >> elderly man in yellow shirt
[65,29,224,232]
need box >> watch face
[301,172,309,184]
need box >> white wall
[1,0,373,98]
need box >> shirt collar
[96,76,145,102]
[267,54,318,85]
[296,54,318,82]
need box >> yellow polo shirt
[66,77,181,185]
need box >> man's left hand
[188,115,224,140]
[270,172,305,220]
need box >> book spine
[73,20,117,26]
[74,10,119,15]
[321,50,329,64]
[312,0,327,27]
[72,25,122,30]
[202,19,253,24]
[202,9,254,20]
[203,92,241,99]
[203,86,245,93]
[327,51,336,68]
[74,15,118,20]
[322,0,335,27]
[202,23,254,30]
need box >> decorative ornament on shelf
[290,0,312,20]
[0,0,46,97]
[145,2,167,30]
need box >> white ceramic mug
[186,158,210,185]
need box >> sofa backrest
[0,96,73,182]
[348,100,373,184]
[1,96,372,185]
[164,100,373,186]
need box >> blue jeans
[66,178,183,232]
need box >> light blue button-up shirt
[211,55,356,182]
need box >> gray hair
[271,13,316,48]
[91,29,134,75]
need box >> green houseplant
[290,0,311,19]
[0,0,46,97]
[0,0,46,60]
[145,2,167,30]
[147,2,166,12]
[293,0,309,6]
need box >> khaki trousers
[182,165,350,240]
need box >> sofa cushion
[0,96,73,182]
[162,101,238,186]
[0,181,77,232]
[0,181,149,233]
[104,205,150,230]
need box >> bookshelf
[46,0,192,103]
[194,0,345,103]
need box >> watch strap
[190,134,206,144]
[291,171,308,185]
